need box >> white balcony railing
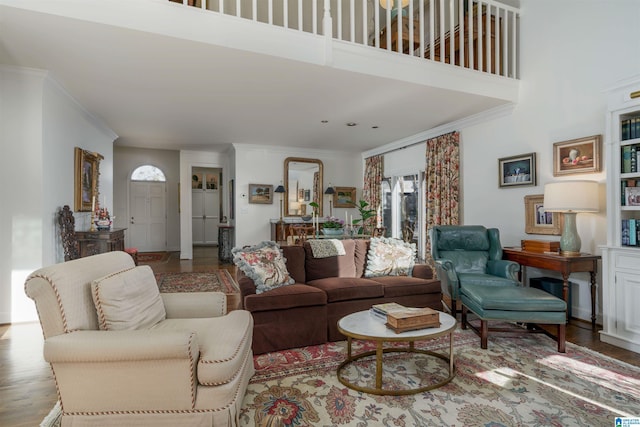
[174,0,519,79]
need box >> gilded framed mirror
[284,157,323,217]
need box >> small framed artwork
[334,186,356,207]
[553,135,602,176]
[498,152,536,188]
[625,186,640,206]
[229,179,235,219]
[304,189,311,201]
[524,194,563,235]
[248,184,273,204]
[74,147,103,212]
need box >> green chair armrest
[434,259,460,299]
[486,260,520,282]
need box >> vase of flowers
[321,216,345,236]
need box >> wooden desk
[502,248,601,330]
[75,228,126,258]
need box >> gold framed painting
[524,194,563,235]
[334,187,356,208]
[74,147,103,212]
[248,184,273,204]
[553,135,602,176]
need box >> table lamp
[325,184,335,217]
[273,182,285,240]
[543,180,599,256]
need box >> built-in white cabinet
[192,172,220,245]
[600,76,640,353]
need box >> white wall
[233,144,363,247]
[113,146,181,250]
[0,66,116,323]
[459,0,640,322]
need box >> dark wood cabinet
[75,228,126,258]
[218,225,234,263]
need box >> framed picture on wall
[524,194,563,235]
[334,186,356,207]
[498,152,536,188]
[248,184,273,204]
[553,135,602,176]
[74,147,103,212]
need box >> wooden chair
[59,205,80,261]
[289,224,315,245]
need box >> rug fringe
[40,401,61,427]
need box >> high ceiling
[0,1,516,153]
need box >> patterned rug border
[154,270,239,294]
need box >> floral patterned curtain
[425,131,460,266]
[313,171,320,213]
[363,155,384,233]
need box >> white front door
[129,181,166,252]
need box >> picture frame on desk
[553,135,602,176]
[524,194,563,235]
[498,153,536,188]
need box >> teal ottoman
[461,284,567,352]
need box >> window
[131,165,166,182]
[381,173,424,258]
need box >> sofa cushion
[354,239,370,278]
[307,277,384,303]
[91,265,166,331]
[280,245,306,284]
[369,275,441,298]
[152,310,253,386]
[365,237,416,277]
[243,284,327,312]
[232,241,294,294]
[304,239,357,281]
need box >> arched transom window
[131,165,166,182]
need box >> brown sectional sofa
[237,239,441,354]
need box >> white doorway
[191,168,221,245]
[129,166,167,252]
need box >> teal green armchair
[430,225,520,315]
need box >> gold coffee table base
[337,312,456,396]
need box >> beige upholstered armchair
[25,251,254,427]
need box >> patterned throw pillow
[232,241,294,294]
[364,237,417,277]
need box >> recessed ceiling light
[372,125,379,129]
[321,120,329,124]
[346,122,357,127]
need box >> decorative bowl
[301,215,312,221]
[321,228,344,236]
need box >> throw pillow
[365,237,417,277]
[232,241,294,294]
[91,265,166,331]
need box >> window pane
[399,175,419,245]
[131,165,166,182]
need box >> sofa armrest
[486,260,520,281]
[44,330,199,363]
[43,330,200,412]
[161,292,226,318]
[412,263,434,279]
[434,259,460,299]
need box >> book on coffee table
[370,302,407,317]
[385,307,441,333]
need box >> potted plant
[321,216,345,235]
[352,199,376,235]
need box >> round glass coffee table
[337,310,456,396]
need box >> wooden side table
[75,228,126,258]
[502,247,601,330]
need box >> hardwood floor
[1,246,638,426]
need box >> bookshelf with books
[601,76,640,353]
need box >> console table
[75,228,126,258]
[502,247,601,330]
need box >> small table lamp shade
[544,180,599,255]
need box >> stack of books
[370,303,440,333]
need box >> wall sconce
[324,183,335,217]
[543,180,599,255]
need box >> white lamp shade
[543,181,599,213]
[380,0,410,9]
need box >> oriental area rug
[137,251,171,264]
[154,270,239,294]
[41,328,640,427]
